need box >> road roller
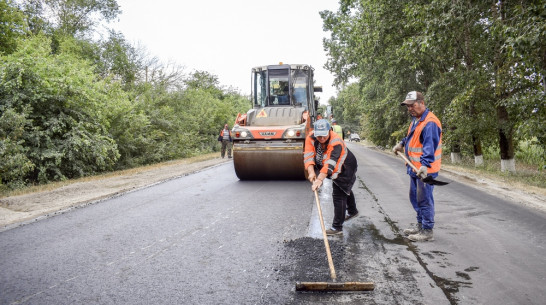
[231,63,321,180]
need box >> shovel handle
[314,190,337,280]
[396,151,419,172]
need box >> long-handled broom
[295,190,375,292]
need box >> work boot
[403,223,422,236]
[325,228,343,236]
[345,212,359,222]
[408,229,434,242]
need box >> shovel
[295,190,375,292]
[396,151,449,186]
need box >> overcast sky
[111,0,340,102]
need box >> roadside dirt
[440,164,546,214]
[0,155,230,230]
[1,150,544,231]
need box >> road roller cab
[232,64,321,180]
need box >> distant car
[349,133,361,142]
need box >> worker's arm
[311,171,328,191]
[306,165,316,182]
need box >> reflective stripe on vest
[303,131,347,179]
[406,112,442,173]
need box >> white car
[349,133,361,142]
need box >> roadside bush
[0,36,121,185]
[516,139,545,170]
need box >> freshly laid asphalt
[1,143,545,304]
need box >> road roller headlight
[234,128,252,139]
[284,128,305,138]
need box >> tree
[184,70,224,98]
[0,35,121,184]
[96,30,143,89]
[321,0,545,172]
[0,0,28,55]
[42,0,120,37]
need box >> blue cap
[313,119,331,137]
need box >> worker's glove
[416,166,428,179]
[392,143,403,155]
[307,171,316,183]
[312,179,323,191]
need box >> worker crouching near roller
[304,119,359,235]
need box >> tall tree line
[0,0,249,190]
[321,0,545,172]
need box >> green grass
[442,157,546,189]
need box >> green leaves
[1,35,120,185]
[322,0,545,166]
[0,1,251,189]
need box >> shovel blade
[423,176,449,186]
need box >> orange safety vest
[219,129,232,140]
[406,112,442,173]
[304,130,348,179]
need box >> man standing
[304,119,359,235]
[393,91,442,242]
[331,119,344,139]
[218,124,233,158]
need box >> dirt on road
[1,150,545,231]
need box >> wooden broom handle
[314,189,337,280]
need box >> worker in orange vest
[331,119,343,139]
[218,124,233,158]
[393,91,442,242]
[304,119,359,235]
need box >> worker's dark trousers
[221,140,232,158]
[332,183,357,230]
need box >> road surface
[1,143,545,304]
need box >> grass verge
[1,152,219,199]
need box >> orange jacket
[406,111,442,173]
[304,130,354,180]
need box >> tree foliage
[0,0,251,189]
[1,35,120,186]
[322,0,545,170]
[0,0,28,55]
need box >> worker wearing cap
[393,91,442,242]
[304,119,359,235]
[331,119,344,139]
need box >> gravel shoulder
[0,154,230,230]
[1,149,545,231]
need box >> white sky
[110,0,340,102]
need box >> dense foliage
[0,0,249,189]
[322,0,545,171]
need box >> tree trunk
[496,105,515,172]
[463,15,484,168]
[472,135,484,167]
[492,1,516,173]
